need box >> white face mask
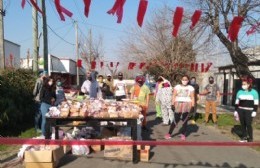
[242,85,248,90]
[48,82,53,86]
[181,80,189,86]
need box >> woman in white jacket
[156,81,174,125]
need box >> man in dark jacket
[33,71,47,132]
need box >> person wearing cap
[32,70,47,132]
[130,75,150,131]
[104,74,114,99]
[155,81,174,126]
[202,76,220,126]
[55,80,66,106]
[113,72,128,101]
[234,77,259,142]
[98,75,109,99]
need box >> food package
[70,112,79,117]
[70,107,80,113]
[60,108,70,117]
[99,111,110,118]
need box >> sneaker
[180,134,186,141]
[239,137,248,142]
[164,133,171,140]
[162,123,169,126]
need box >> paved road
[6,105,260,168]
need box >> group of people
[33,70,259,142]
[81,71,151,131]
[154,75,220,140]
[33,71,66,136]
[154,74,258,142]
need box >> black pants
[115,95,126,101]
[168,112,189,135]
[237,108,253,141]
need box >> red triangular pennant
[172,7,184,37]
[91,61,96,69]
[228,16,244,42]
[116,62,120,68]
[29,0,43,14]
[100,62,104,68]
[139,62,146,69]
[128,62,136,70]
[107,0,126,23]
[21,0,26,9]
[54,0,73,21]
[137,0,148,27]
[110,62,113,67]
[190,10,202,29]
[83,0,91,18]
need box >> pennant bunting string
[190,10,202,29]
[172,7,184,37]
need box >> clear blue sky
[3,0,259,64]
[3,0,184,61]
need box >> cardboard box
[63,145,72,154]
[104,137,133,161]
[137,145,150,162]
[24,146,64,167]
[25,162,56,168]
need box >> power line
[47,24,75,46]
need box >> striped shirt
[235,89,259,111]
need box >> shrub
[0,69,37,136]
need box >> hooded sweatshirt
[89,71,101,98]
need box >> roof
[4,39,21,47]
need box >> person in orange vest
[130,75,150,131]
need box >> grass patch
[0,128,40,152]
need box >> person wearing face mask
[39,77,56,136]
[234,77,259,142]
[81,72,92,96]
[189,77,200,124]
[155,81,174,126]
[114,72,128,101]
[130,75,150,131]
[165,75,195,140]
[203,76,220,126]
[55,80,66,106]
[104,74,114,99]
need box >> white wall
[4,40,20,68]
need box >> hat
[136,76,145,82]
[39,70,48,77]
[118,72,123,76]
[107,74,111,77]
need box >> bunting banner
[21,0,43,14]
[54,0,73,21]
[21,2,206,38]
[83,0,92,18]
[107,0,126,23]
[228,16,244,42]
[89,60,213,73]
[77,59,82,68]
[172,7,184,37]
[246,22,260,36]
[190,10,202,29]
[137,0,148,27]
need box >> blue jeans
[35,102,42,130]
[40,102,51,136]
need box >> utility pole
[41,0,48,72]
[0,0,5,70]
[32,0,39,72]
[74,21,79,86]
